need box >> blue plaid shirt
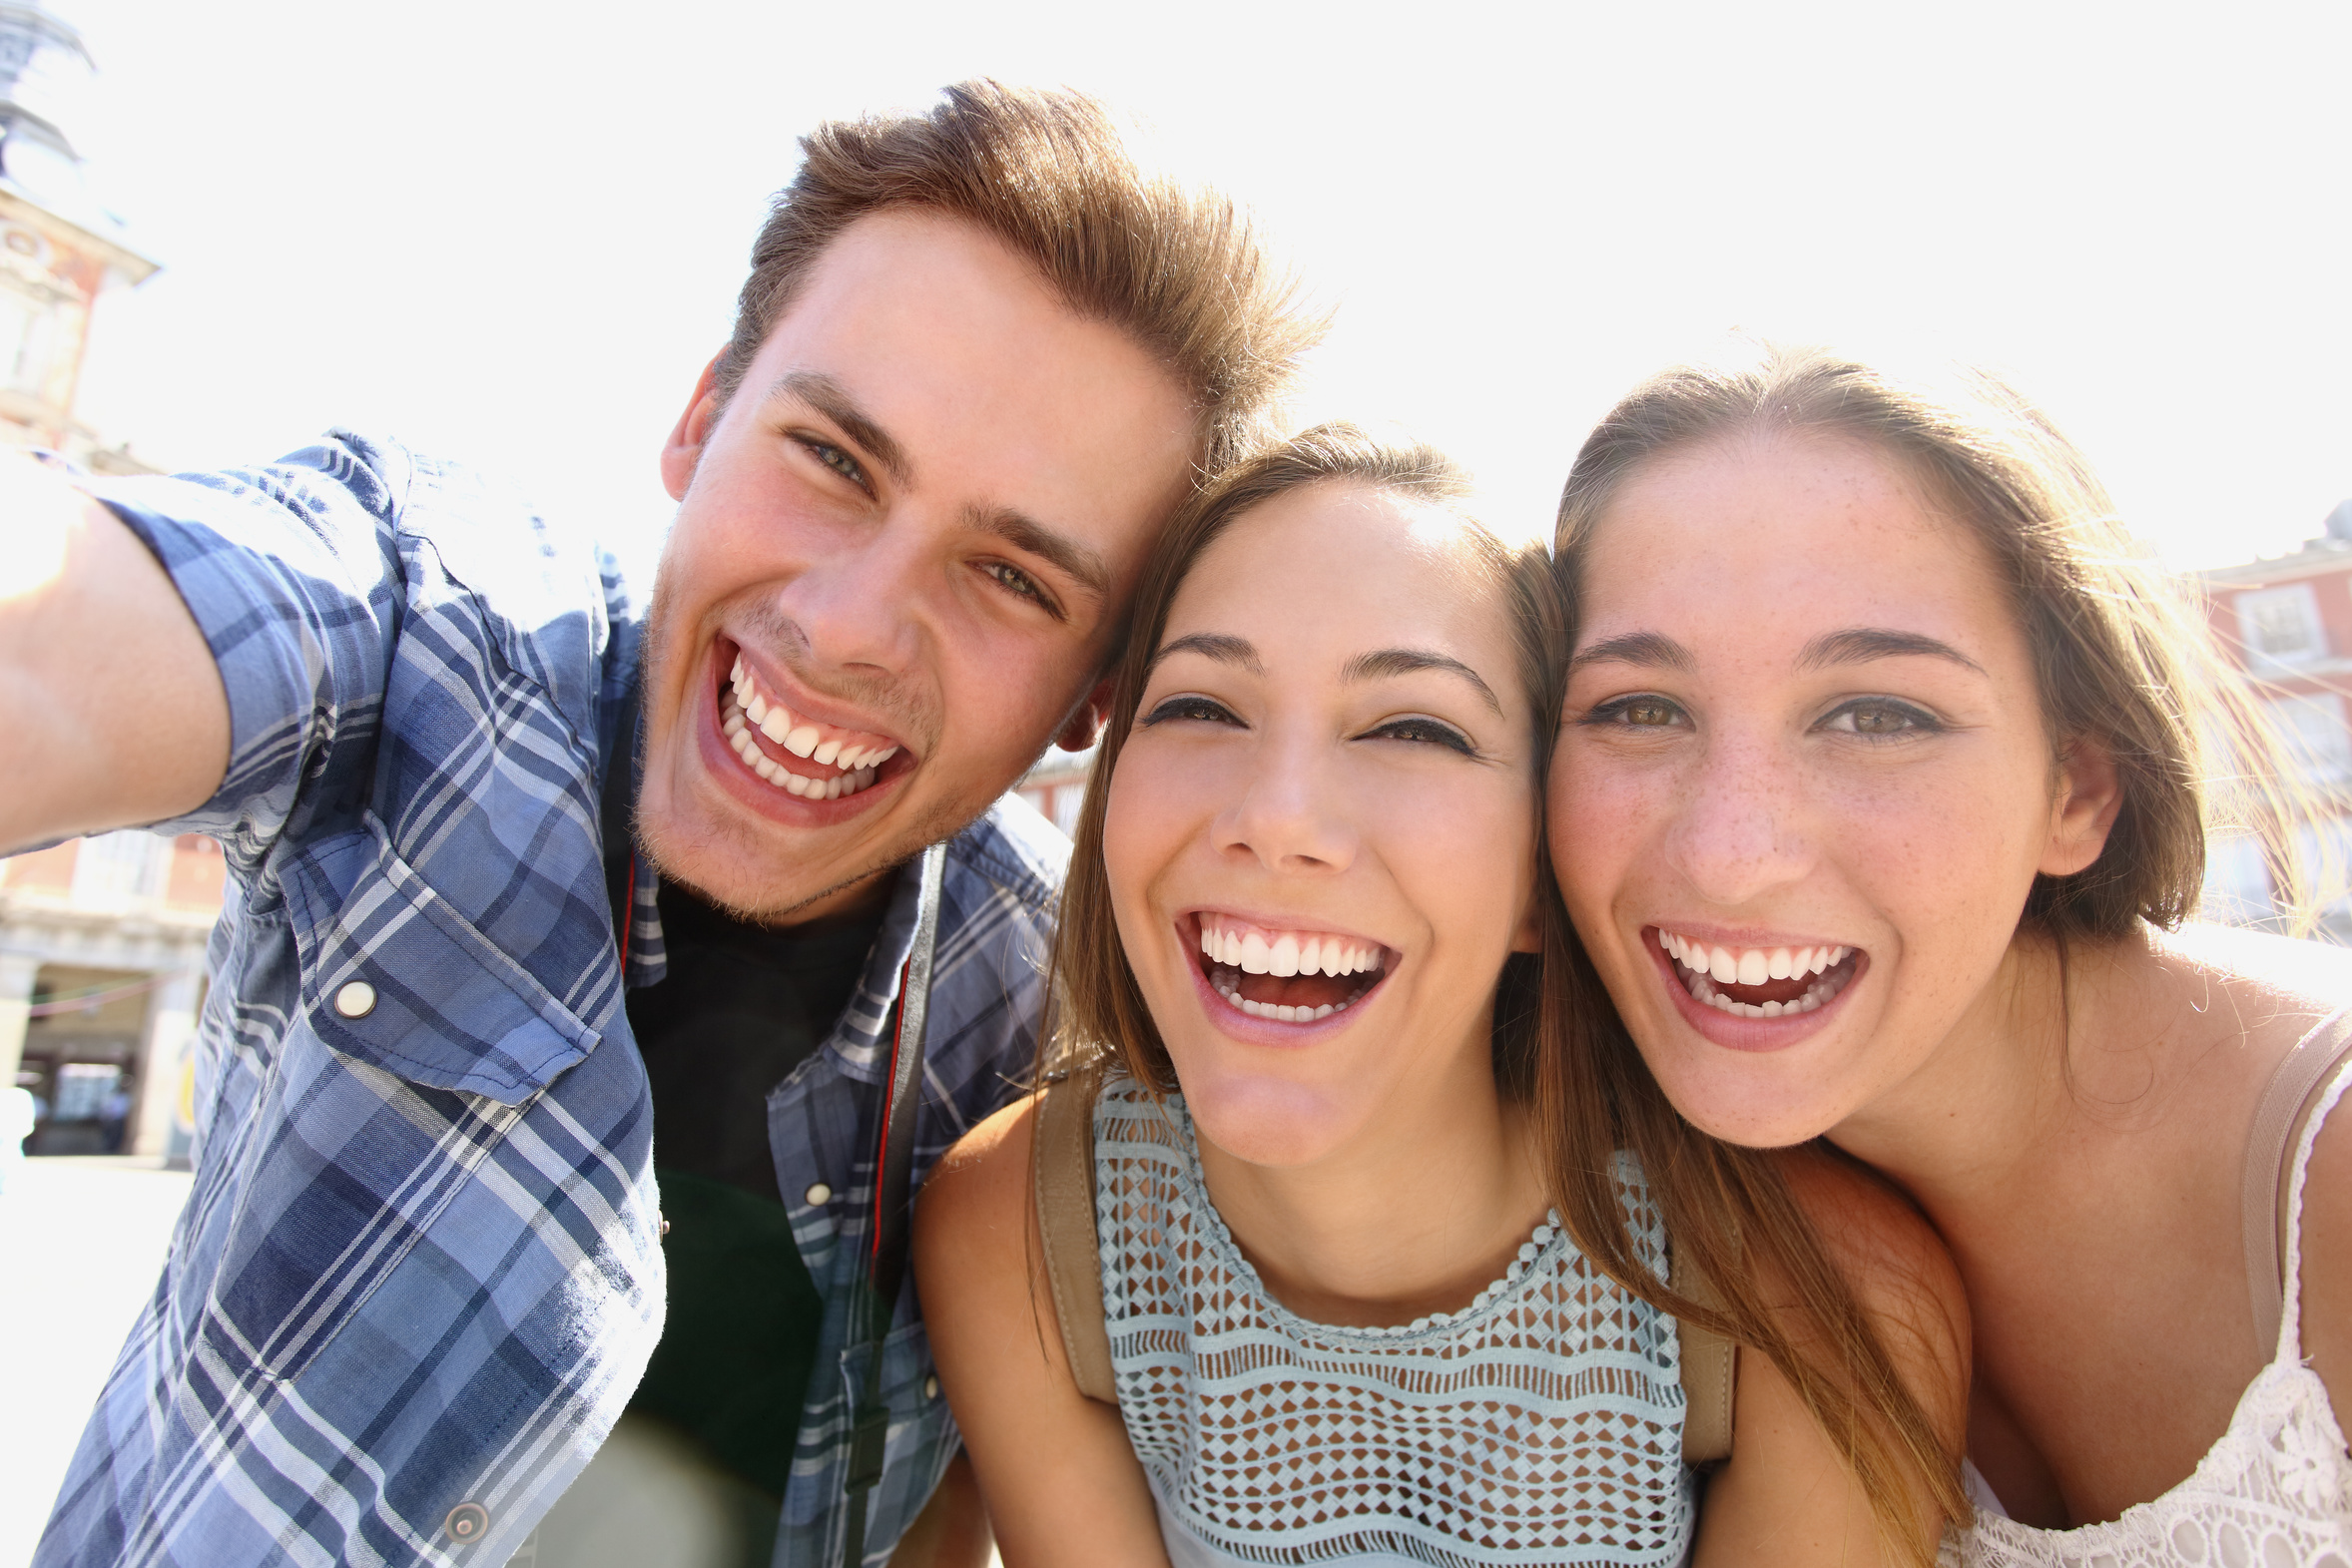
[34,433,1065,1568]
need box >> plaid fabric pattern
[33,433,1065,1568]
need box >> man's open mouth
[1654,927,1862,1019]
[1193,912,1390,1024]
[718,652,901,801]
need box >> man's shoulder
[944,793,1073,922]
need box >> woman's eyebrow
[1149,632,1262,675]
[1795,627,1987,676]
[1570,631,1692,673]
[1343,648,1502,717]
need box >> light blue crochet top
[1094,1075,1697,1568]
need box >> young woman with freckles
[914,424,1968,1568]
[1545,341,2352,1565]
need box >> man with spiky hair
[4,82,1318,1567]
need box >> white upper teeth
[728,656,899,774]
[1198,913,1380,977]
[1656,928,1848,983]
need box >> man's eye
[1140,695,1240,729]
[1363,717,1473,755]
[1583,694,1686,730]
[799,437,867,489]
[1821,699,1941,739]
[982,561,1042,603]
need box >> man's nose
[1664,730,1815,907]
[1213,733,1359,876]
[778,514,927,674]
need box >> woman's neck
[1191,1058,1551,1329]
[1827,923,2220,1222]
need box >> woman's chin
[1184,1075,1357,1169]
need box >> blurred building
[1013,745,1095,840]
[0,0,157,472]
[2198,499,2352,936]
[1,833,221,1158]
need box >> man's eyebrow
[1569,631,1694,673]
[1343,648,1502,717]
[971,505,1111,605]
[1148,633,1262,675]
[1795,627,1987,676]
[764,370,910,487]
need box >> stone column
[129,967,198,1159]
[0,951,38,1096]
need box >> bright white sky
[52,0,2352,580]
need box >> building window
[69,830,173,904]
[2264,692,2352,787]
[2235,584,2328,669]
[0,281,54,395]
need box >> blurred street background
[0,1157,191,1567]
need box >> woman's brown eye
[1854,708,1903,734]
[1625,699,1676,727]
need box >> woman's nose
[1664,733,1814,907]
[1213,736,1358,875]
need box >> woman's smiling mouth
[1193,912,1390,1024]
[1652,927,1865,1020]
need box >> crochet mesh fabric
[1943,1060,2352,1568]
[1095,1077,1695,1567]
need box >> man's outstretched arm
[0,453,229,852]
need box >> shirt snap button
[443,1501,489,1542]
[805,1183,832,1207]
[923,1374,939,1400]
[333,980,377,1018]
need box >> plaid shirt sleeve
[34,433,665,1568]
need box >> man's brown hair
[715,80,1323,470]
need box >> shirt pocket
[280,810,600,1102]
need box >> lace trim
[1096,1078,1695,1567]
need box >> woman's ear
[2042,735,2125,877]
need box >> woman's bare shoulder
[915,1093,1039,1256]
[1780,1146,1970,1419]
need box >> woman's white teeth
[1654,927,1856,1019]
[1208,964,1346,1023]
[1197,915,1379,976]
[726,656,900,778]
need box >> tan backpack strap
[1671,1241,1737,1465]
[2244,1008,2352,1356]
[1033,1054,1116,1403]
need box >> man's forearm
[0,457,229,851]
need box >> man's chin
[635,790,968,928]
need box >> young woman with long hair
[915,423,1968,1567]
[1544,341,2352,1563]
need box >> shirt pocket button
[443,1502,489,1543]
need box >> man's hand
[0,455,229,851]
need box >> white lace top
[1946,1058,2352,1567]
[1093,1076,1695,1567]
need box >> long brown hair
[1542,340,2330,1563]
[1049,420,1562,1095]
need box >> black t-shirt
[622,877,886,1511]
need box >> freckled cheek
[1543,766,1656,925]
